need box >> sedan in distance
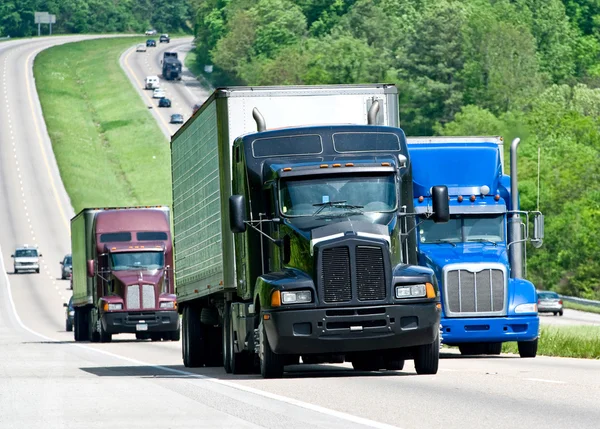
[153,88,166,99]
[537,290,563,316]
[64,296,74,332]
[60,254,72,279]
[146,39,156,47]
[136,43,147,52]
[145,29,157,36]
[170,114,184,124]
[158,98,171,108]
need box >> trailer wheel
[518,338,538,358]
[414,335,440,375]
[223,304,232,373]
[258,318,284,378]
[183,306,205,367]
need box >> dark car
[63,296,74,331]
[60,254,72,280]
[159,34,170,43]
[537,291,563,316]
[146,39,156,47]
[170,114,184,124]
[192,103,202,114]
[158,97,171,108]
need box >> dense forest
[190,0,600,299]
[0,0,192,36]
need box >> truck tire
[414,335,440,375]
[485,342,502,355]
[183,306,205,367]
[258,318,284,378]
[518,338,538,358]
[223,304,232,373]
[66,319,73,332]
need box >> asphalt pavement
[0,35,599,429]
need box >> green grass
[34,37,171,212]
[502,325,600,359]
[564,300,600,315]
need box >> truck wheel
[36,268,40,273]
[258,318,284,378]
[414,335,440,375]
[518,338,538,358]
[183,306,205,367]
[66,319,73,332]
[99,323,112,343]
[223,304,232,373]
[14,268,18,274]
[485,342,502,355]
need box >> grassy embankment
[34,37,171,212]
[563,301,600,315]
[502,325,600,359]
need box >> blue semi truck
[406,136,544,357]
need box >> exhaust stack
[367,100,380,125]
[509,138,523,278]
[253,107,266,132]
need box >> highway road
[1,35,599,429]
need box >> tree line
[191,0,600,299]
[0,0,192,36]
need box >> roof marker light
[345,163,354,167]
[418,196,424,203]
[457,195,463,203]
[470,195,476,202]
[333,163,341,167]
[320,164,328,168]
[381,162,391,166]
[495,194,501,201]
[283,167,292,172]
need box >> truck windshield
[280,174,396,217]
[419,215,505,244]
[110,251,164,271]
[15,249,38,257]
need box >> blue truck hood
[418,242,509,272]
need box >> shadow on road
[78,363,415,381]
[440,351,518,360]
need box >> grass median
[502,325,600,359]
[564,301,600,315]
[34,37,171,212]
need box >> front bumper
[264,303,440,355]
[441,315,539,344]
[15,263,39,271]
[102,310,179,334]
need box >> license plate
[136,324,148,331]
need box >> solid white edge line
[524,378,565,384]
[0,246,400,429]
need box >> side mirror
[229,195,247,233]
[60,260,63,265]
[63,303,68,307]
[87,259,95,278]
[531,212,544,248]
[10,254,14,258]
[431,185,450,223]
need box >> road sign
[34,12,49,24]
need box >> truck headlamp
[281,290,312,304]
[515,303,537,314]
[103,303,123,311]
[395,284,427,299]
[160,301,176,309]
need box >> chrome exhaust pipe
[253,107,266,132]
[509,138,523,278]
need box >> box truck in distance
[171,85,450,378]
[71,207,179,343]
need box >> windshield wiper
[466,239,498,246]
[430,239,457,247]
[312,200,364,216]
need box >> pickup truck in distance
[71,206,179,343]
[170,84,450,378]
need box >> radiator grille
[127,285,140,310]
[321,247,352,303]
[356,246,386,301]
[446,267,505,315]
[142,285,156,309]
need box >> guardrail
[0,36,10,40]
[559,295,600,308]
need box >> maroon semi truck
[71,206,179,342]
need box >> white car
[145,75,160,90]
[11,245,42,274]
[153,88,166,99]
[145,29,157,36]
[136,43,147,52]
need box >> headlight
[160,301,176,309]
[69,310,75,316]
[396,284,427,299]
[281,290,312,304]
[515,303,538,314]
[107,303,123,311]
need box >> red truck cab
[72,207,179,342]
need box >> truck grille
[445,266,505,316]
[127,285,140,310]
[321,247,352,303]
[356,246,386,301]
[142,285,155,309]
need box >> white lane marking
[0,246,402,429]
[524,378,565,384]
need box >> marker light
[418,196,424,203]
[320,164,328,168]
[103,302,123,311]
[381,162,391,166]
[283,167,292,172]
[271,290,281,307]
[457,195,463,202]
[345,163,354,167]
[470,195,476,202]
[333,163,341,167]
[494,194,500,201]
